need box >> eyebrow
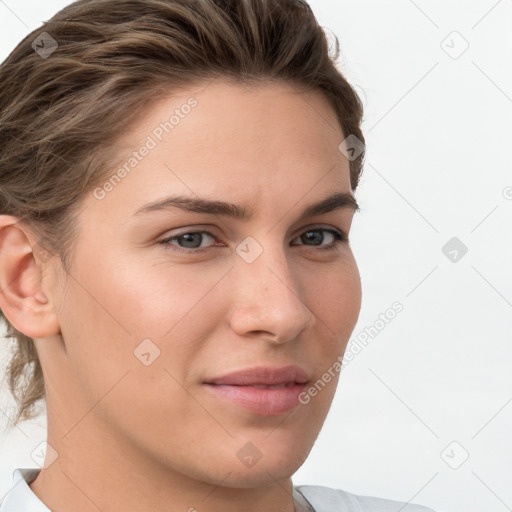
[133,191,359,221]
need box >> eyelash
[159,227,349,254]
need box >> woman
[0,0,436,510]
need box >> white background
[1,1,511,511]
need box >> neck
[29,418,298,512]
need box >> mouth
[204,365,309,387]
[242,382,297,389]
[203,365,310,416]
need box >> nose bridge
[228,236,315,341]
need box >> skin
[0,80,362,512]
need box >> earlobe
[0,215,60,338]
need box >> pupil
[304,230,322,246]
[180,233,202,248]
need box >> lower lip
[203,383,308,416]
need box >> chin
[211,461,301,489]
[201,438,311,489]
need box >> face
[36,80,362,488]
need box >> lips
[203,365,310,416]
[204,365,310,387]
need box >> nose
[226,241,316,344]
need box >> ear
[0,215,60,338]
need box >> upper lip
[204,365,310,386]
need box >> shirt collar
[0,467,50,512]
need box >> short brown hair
[0,0,365,428]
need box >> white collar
[0,467,50,511]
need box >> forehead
[87,80,351,221]
[114,79,345,160]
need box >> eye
[291,227,348,251]
[159,227,348,254]
[160,230,217,253]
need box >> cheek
[52,257,225,434]
[78,248,230,340]
[307,255,362,341]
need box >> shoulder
[294,484,437,512]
